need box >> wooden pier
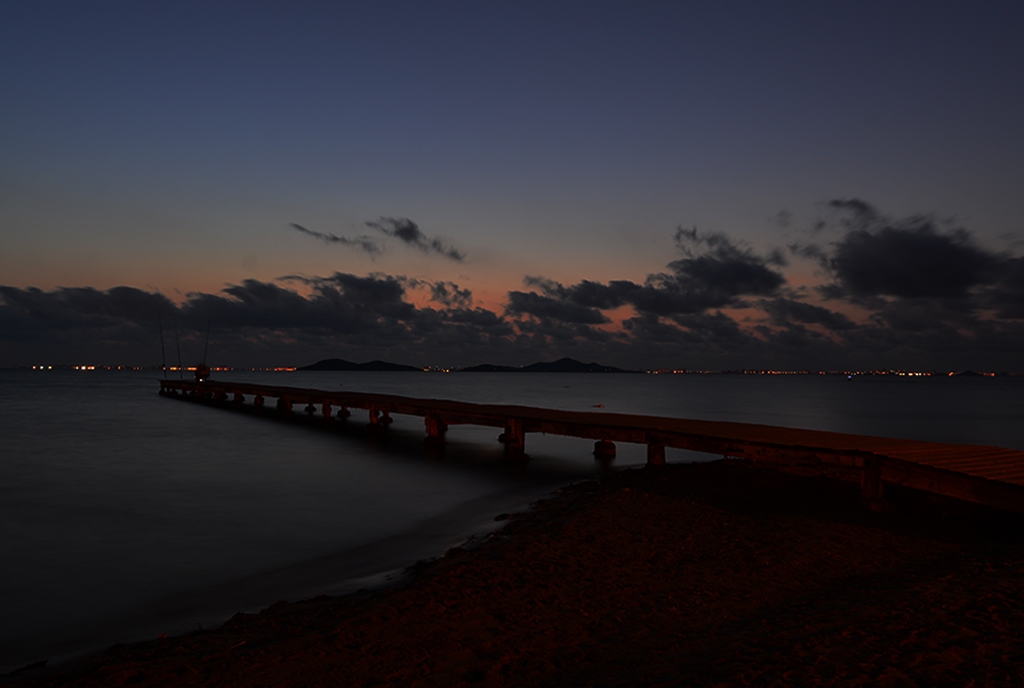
[158,379,1024,515]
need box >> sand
[7,459,1024,687]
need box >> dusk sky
[2,2,1023,370]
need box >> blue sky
[2,2,1023,369]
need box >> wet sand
[8,460,1024,687]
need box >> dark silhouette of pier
[159,379,1024,515]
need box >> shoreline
[8,459,1024,686]
[0,478,568,675]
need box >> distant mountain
[298,358,360,371]
[298,358,421,372]
[521,358,628,373]
[460,357,629,373]
[459,363,519,372]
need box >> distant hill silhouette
[298,358,420,372]
[461,357,629,373]
[459,363,519,372]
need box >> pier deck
[159,379,1024,515]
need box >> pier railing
[159,379,1024,515]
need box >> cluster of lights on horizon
[20,365,1010,377]
[644,369,1004,377]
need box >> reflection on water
[1,370,1021,668]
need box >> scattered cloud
[427,281,473,308]
[506,290,611,324]
[988,257,1024,319]
[4,203,1023,370]
[365,217,465,262]
[826,198,880,229]
[824,223,997,300]
[759,298,857,331]
[513,227,788,322]
[288,224,381,256]
[772,210,793,229]
[290,217,466,262]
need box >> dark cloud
[827,198,880,227]
[0,274,519,367]
[440,307,514,333]
[524,277,626,310]
[365,217,465,262]
[0,285,178,364]
[427,281,473,308]
[826,224,997,300]
[224,273,418,329]
[986,256,1024,319]
[787,242,827,264]
[667,227,786,299]
[4,202,1023,371]
[621,312,691,344]
[289,218,465,262]
[866,298,972,334]
[674,226,785,266]
[770,200,1024,367]
[515,228,787,323]
[289,224,381,256]
[759,298,857,331]
[0,285,175,323]
[671,311,751,348]
[506,291,610,324]
[807,201,1010,306]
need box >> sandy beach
[7,459,1024,687]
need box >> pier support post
[322,402,332,420]
[304,402,317,415]
[424,413,448,446]
[233,392,244,405]
[500,419,527,459]
[381,411,393,426]
[367,408,381,432]
[254,395,264,408]
[646,443,666,466]
[277,398,292,415]
[593,440,616,460]
[862,456,888,510]
[336,406,350,420]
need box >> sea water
[1,369,1022,670]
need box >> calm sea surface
[2,370,1022,669]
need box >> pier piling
[158,379,1024,515]
[594,440,616,460]
[646,444,666,466]
[501,419,527,459]
[425,413,448,446]
[862,456,888,510]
